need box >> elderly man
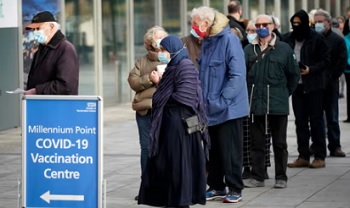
[191,6,249,203]
[243,14,300,189]
[313,9,347,157]
[284,10,331,169]
[25,11,79,95]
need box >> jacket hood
[209,12,229,37]
[290,10,310,40]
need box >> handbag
[183,115,206,134]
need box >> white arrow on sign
[40,190,84,204]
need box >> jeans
[323,82,341,152]
[136,110,151,175]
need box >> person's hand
[25,88,37,95]
[300,66,310,75]
[149,71,161,84]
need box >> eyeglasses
[255,23,272,28]
[246,29,256,34]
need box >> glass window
[281,0,291,33]
[65,0,95,95]
[162,0,181,35]
[101,0,129,105]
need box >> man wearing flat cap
[25,11,79,95]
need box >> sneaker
[274,180,287,189]
[330,148,346,157]
[287,158,309,168]
[309,159,325,168]
[223,191,242,203]
[205,188,226,201]
[244,178,265,188]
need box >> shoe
[330,148,346,157]
[242,168,251,179]
[223,191,242,203]
[274,180,287,189]
[244,178,265,188]
[287,158,309,168]
[309,159,325,168]
[264,170,269,179]
[134,195,138,201]
[205,188,226,201]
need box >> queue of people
[126,1,349,207]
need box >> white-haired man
[25,11,79,95]
[190,6,249,203]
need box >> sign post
[22,95,103,208]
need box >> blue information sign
[22,96,103,208]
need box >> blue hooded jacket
[198,13,249,126]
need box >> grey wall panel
[0,28,20,131]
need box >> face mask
[315,23,325,33]
[158,52,170,64]
[247,33,257,43]
[256,27,269,38]
[191,24,207,38]
[190,29,200,38]
[156,39,162,49]
[33,30,47,44]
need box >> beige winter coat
[128,50,161,115]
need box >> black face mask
[292,25,305,41]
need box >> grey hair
[314,9,332,22]
[45,21,61,29]
[143,25,168,50]
[191,6,216,26]
[256,14,273,23]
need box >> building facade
[0,0,349,131]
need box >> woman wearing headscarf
[138,35,209,208]
[128,26,168,200]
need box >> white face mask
[33,30,47,44]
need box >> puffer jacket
[198,12,249,126]
[128,51,161,115]
[244,35,300,116]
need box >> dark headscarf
[290,10,310,41]
[149,35,210,158]
[160,35,190,66]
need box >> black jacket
[322,29,348,86]
[27,30,79,95]
[227,15,248,48]
[283,29,331,93]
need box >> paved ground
[1,98,350,208]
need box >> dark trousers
[136,110,151,175]
[345,73,350,120]
[207,118,243,193]
[250,115,288,182]
[292,85,326,160]
[323,82,341,152]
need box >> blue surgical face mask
[247,33,257,43]
[158,52,170,64]
[256,27,270,38]
[315,23,325,33]
[33,30,47,44]
[156,39,162,49]
[190,28,200,38]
